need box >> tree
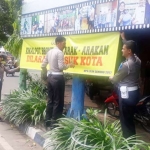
[4,0,23,58]
[6,0,22,21]
[0,0,14,46]
[4,0,26,90]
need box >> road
[2,70,40,98]
[0,70,42,150]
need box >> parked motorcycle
[85,79,100,100]
[6,64,15,76]
[85,77,112,100]
[105,91,150,132]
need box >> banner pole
[67,75,85,120]
[19,69,27,90]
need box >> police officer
[41,36,74,129]
[109,33,141,138]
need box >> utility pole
[67,75,85,120]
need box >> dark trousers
[45,74,65,126]
[119,89,140,138]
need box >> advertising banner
[20,32,120,76]
[21,0,150,38]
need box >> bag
[120,86,129,99]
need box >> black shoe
[45,120,51,126]
[44,120,51,131]
[46,126,51,131]
[50,119,58,129]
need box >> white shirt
[41,47,68,72]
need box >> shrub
[26,73,48,99]
[2,73,47,125]
[44,109,149,150]
[2,89,46,125]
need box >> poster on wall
[117,0,146,27]
[58,9,76,32]
[95,0,118,29]
[21,0,150,37]
[31,15,44,34]
[21,17,32,35]
[20,32,120,76]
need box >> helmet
[0,54,7,61]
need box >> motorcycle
[85,77,112,100]
[6,64,15,76]
[105,91,150,132]
[85,79,100,100]
[5,59,20,77]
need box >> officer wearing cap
[109,33,141,138]
[41,36,74,129]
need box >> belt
[47,71,63,76]
[127,86,138,91]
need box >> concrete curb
[17,123,46,148]
[2,94,46,148]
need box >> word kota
[80,56,102,66]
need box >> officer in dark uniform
[109,33,141,138]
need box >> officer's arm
[120,32,127,43]
[110,63,128,84]
[41,53,48,80]
[41,53,48,69]
[41,53,48,78]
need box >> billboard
[20,32,120,76]
[21,0,150,38]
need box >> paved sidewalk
[0,122,42,150]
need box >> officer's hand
[41,67,47,82]
[120,32,126,40]
[69,63,75,68]
[109,76,113,80]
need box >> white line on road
[0,134,14,150]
